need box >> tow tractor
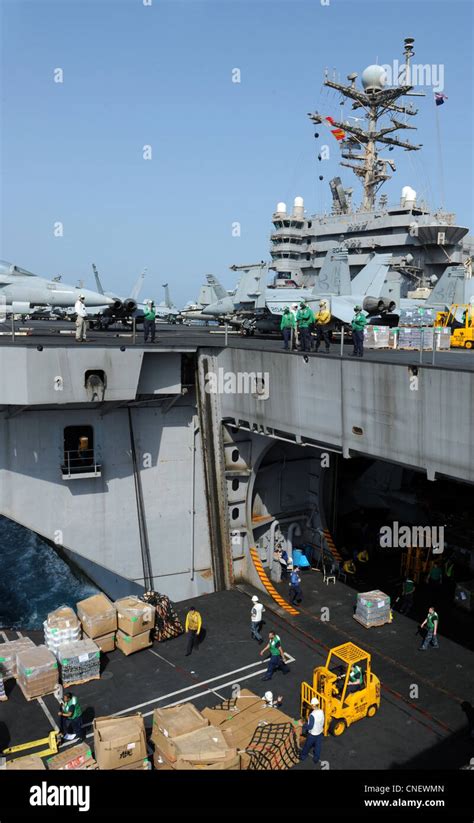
[300,642,380,736]
[435,304,474,349]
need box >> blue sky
[1,0,472,305]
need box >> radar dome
[361,65,387,93]
[293,196,304,218]
[401,186,416,207]
[276,202,287,215]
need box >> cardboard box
[93,714,147,770]
[87,630,115,653]
[16,645,59,699]
[58,638,100,686]
[46,606,80,633]
[114,596,155,637]
[47,742,94,771]
[0,637,35,680]
[152,746,240,771]
[200,689,300,769]
[174,753,241,770]
[116,628,151,656]
[114,758,150,771]
[77,594,117,639]
[152,750,174,770]
[6,755,46,770]
[169,725,235,764]
[151,703,209,758]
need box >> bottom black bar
[0,770,472,821]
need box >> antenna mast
[308,37,424,211]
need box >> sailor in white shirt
[74,294,88,342]
[300,696,325,764]
[250,595,265,643]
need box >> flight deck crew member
[314,300,332,353]
[346,663,364,693]
[289,567,303,605]
[143,300,156,343]
[297,300,314,352]
[260,631,289,680]
[290,304,299,349]
[299,696,324,764]
[419,606,439,650]
[351,305,367,357]
[280,306,295,350]
[184,606,202,656]
[251,595,265,643]
[58,692,83,741]
[398,577,415,615]
[74,295,88,342]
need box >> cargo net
[246,722,300,771]
[141,592,183,642]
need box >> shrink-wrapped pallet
[17,645,59,700]
[58,638,100,686]
[44,605,82,655]
[354,590,391,628]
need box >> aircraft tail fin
[92,264,105,295]
[162,283,174,308]
[206,274,227,301]
[426,265,467,307]
[312,247,350,296]
[130,268,147,301]
[351,253,392,297]
[234,265,266,306]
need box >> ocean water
[0,516,99,630]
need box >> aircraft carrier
[0,39,473,808]
[0,321,473,787]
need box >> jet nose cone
[81,289,115,306]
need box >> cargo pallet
[17,681,58,702]
[353,614,390,629]
[60,674,101,688]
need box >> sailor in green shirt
[347,663,364,693]
[398,577,416,615]
[296,300,314,352]
[419,607,439,650]
[280,306,296,350]
[260,631,290,680]
[143,300,156,343]
[58,692,83,741]
[351,305,367,357]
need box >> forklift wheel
[330,718,347,737]
[465,341,473,349]
[367,704,378,717]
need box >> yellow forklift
[435,304,474,349]
[300,642,380,736]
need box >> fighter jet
[180,274,228,323]
[0,260,114,315]
[204,248,394,334]
[154,283,181,322]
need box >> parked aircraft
[204,249,394,334]
[0,260,114,316]
[180,274,228,323]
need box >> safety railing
[61,449,102,479]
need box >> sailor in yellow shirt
[185,606,202,656]
[314,300,332,353]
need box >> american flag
[434,93,448,106]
